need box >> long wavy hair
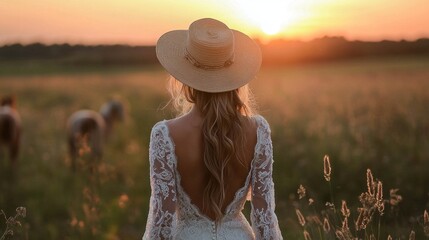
[168,76,257,221]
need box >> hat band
[184,48,234,70]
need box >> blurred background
[1,0,429,239]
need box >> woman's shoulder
[251,114,271,132]
[150,120,169,138]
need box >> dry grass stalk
[303,230,312,240]
[296,209,306,227]
[425,210,429,224]
[369,234,376,240]
[307,215,322,226]
[424,209,429,237]
[323,217,330,233]
[0,207,27,240]
[342,216,349,231]
[323,155,331,181]
[297,184,306,199]
[409,230,415,240]
[341,200,350,217]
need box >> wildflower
[295,209,306,227]
[303,230,312,240]
[323,155,331,181]
[387,235,393,240]
[341,200,350,217]
[323,217,330,233]
[308,198,314,206]
[297,184,306,199]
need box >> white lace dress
[142,115,283,240]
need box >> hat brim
[156,29,262,93]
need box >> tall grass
[0,57,429,239]
[293,154,429,239]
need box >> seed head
[323,217,330,233]
[376,181,383,202]
[303,230,312,240]
[389,189,403,206]
[335,230,346,240]
[323,155,331,181]
[341,200,350,217]
[366,169,375,196]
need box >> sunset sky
[1,0,428,45]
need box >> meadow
[1,56,429,239]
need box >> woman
[143,18,282,240]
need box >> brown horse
[66,100,124,170]
[0,96,21,167]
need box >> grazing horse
[67,100,124,170]
[0,96,21,167]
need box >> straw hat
[156,18,262,93]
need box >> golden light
[232,0,325,37]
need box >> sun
[232,0,313,37]
[261,24,281,35]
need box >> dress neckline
[158,115,263,222]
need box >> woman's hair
[168,76,257,221]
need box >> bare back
[167,110,257,220]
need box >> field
[1,57,429,239]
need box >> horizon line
[1,35,429,48]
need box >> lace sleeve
[250,116,283,240]
[143,122,177,240]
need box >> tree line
[1,37,428,66]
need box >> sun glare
[232,0,323,37]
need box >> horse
[0,96,21,168]
[66,100,124,171]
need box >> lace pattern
[143,122,177,239]
[143,115,283,240]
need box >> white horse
[0,96,21,167]
[66,100,124,171]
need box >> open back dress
[142,115,283,240]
